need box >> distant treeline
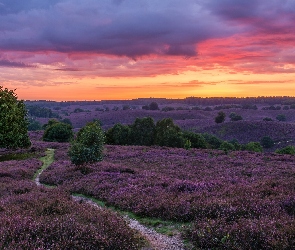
[25,96,295,108]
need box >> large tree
[0,87,31,149]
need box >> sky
[0,0,295,101]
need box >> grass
[0,152,36,162]
[33,148,55,180]
[71,192,190,236]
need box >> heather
[40,144,295,248]
[0,145,146,249]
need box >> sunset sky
[0,0,295,101]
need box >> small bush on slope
[68,121,105,165]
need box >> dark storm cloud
[0,0,229,57]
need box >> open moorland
[1,96,295,249]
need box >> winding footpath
[35,149,185,250]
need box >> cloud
[0,59,35,68]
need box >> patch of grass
[0,152,35,162]
[71,193,190,236]
[33,148,55,180]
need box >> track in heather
[35,148,185,250]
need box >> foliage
[229,112,243,121]
[260,136,274,148]
[43,120,73,142]
[60,118,72,126]
[215,111,226,124]
[245,142,263,152]
[0,86,31,149]
[219,141,235,152]
[276,146,295,155]
[276,114,286,121]
[130,117,155,146]
[202,133,223,149]
[154,118,185,148]
[162,106,175,112]
[149,102,159,110]
[68,121,105,165]
[183,131,207,149]
[26,105,59,118]
[28,118,42,131]
[263,117,273,121]
[105,123,131,145]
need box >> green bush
[229,112,243,121]
[154,118,185,148]
[202,133,223,149]
[183,131,207,149]
[106,123,131,145]
[276,146,295,155]
[0,87,31,149]
[68,121,105,165]
[43,120,73,142]
[219,141,235,152]
[245,142,263,152]
[215,111,226,124]
[130,117,155,146]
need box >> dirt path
[36,149,186,250]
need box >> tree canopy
[0,87,31,149]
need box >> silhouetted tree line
[26,105,60,118]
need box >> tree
[0,87,31,149]
[130,117,155,146]
[28,118,42,131]
[43,120,73,142]
[106,123,131,145]
[260,136,274,148]
[183,131,207,149]
[215,111,226,123]
[219,141,235,152]
[154,118,185,148]
[68,121,105,165]
[149,102,159,110]
[276,114,286,122]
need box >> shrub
[130,117,155,146]
[245,142,263,152]
[106,123,131,145]
[149,102,159,110]
[276,114,286,122]
[263,117,273,121]
[183,131,207,149]
[229,112,243,121]
[154,118,185,148]
[276,146,295,155]
[215,111,226,124]
[68,121,105,165]
[202,133,223,149]
[43,120,73,142]
[219,141,235,152]
[260,136,274,148]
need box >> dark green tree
[130,117,155,146]
[215,111,226,124]
[43,120,73,142]
[28,118,42,131]
[229,112,243,121]
[106,123,131,145]
[260,136,274,148]
[0,87,31,149]
[149,102,159,110]
[202,133,223,149]
[154,118,185,148]
[183,131,207,149]
[68,121,105,165]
